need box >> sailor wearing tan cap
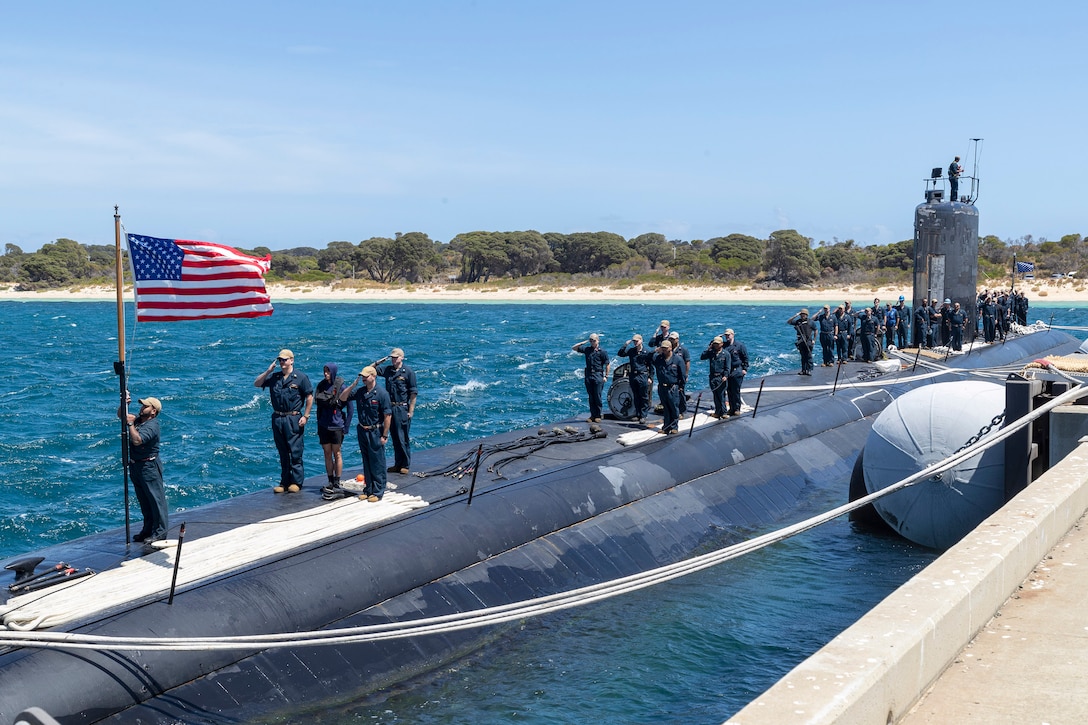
[374,347,417,475]
[572,333,610,422]
[117,391,168,543]
[254,349,314,493]
[340,365,392,502]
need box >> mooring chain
[954,413,1006,454]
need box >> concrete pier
[729,438,1088,724]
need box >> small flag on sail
[126,234,273,322]
[1015,261,1035,274]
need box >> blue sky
[1,1,1083,252]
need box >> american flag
[126,234,273,322]
[1015,261,1035,274]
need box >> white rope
[4,382,1083,652]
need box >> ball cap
[799,308,809,315]
[668,331,679,339]
[278,349,293,360]
[589,333,599,341]
[712,336,724,344]
[660,320,669,327]
[632,333,643,342]
[944,298,951,304]
[899,295,905,301]
[390,347,404,358]
[361,365,377,377]
[139,397,162,413]
[724,328,735,336]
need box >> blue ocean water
[1,299,1083,723]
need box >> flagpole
[114,207,132,544]
[1011,253,1016,294]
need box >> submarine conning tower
[912,162,980,343]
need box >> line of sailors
[786,290,1031,373]
[573,320,749,435]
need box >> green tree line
[2,230,1084,291]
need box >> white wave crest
[449,379,490,395]
[226,394,265,412]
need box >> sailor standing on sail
[118,393,168,543]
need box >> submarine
[2,169,1085,723]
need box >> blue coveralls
[915,306,932,348]
[653,351,685,433]
[350,384,392,499]
[895,303,909,348]
[856,312,878,362]
[617,342,654,420]
[673,343,691,414]
[699,345,731,417]
[949,310,966,351]
[262,370,313,487]
[981,301,996,343]
[574,343,610,420]
[378,362,417,471]
[788,315,815,374]
[814,310,836,365]
[129,416,167,541]
[833,312,850,362]
[724,339,748,416]
[884,307,899,349]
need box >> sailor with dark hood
[314,363,354,497]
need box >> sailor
[786,309,815,375]
[376,348,417,475]
[980,295,997,343]
[118,393,167,543]
[939,299,953,346]
[652,342,685,434]
[929,299,942,348]
[855,307,878,362]
[648,319,671,348]
[254,349,314,493]
[1016,291,1029,326]
[722,328,748,416]
[315,363,353,497]
[813,304,837,366]
[832,306,850,363]
[618,334,654,424]
[668,331,691,416]
[842,301,857,359]
[340,366,392,502]
[949,155,962,202]
[914,300,932,349]
[894,296,909,348]
[699,335,732,418]
[948,301,967,351]
[572,333,610,423]
[883,302,899,350]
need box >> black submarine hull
[0,332,1080,723]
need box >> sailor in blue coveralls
[376,347,417,475]
[699,335,732,418]
[118,393,168,542]
[340,365,392,502]
[618,334,654,424]
[653,343,685,434]
[722,328,748,416]
[254,349,313,493]
[572,333,610,422]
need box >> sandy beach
[1,281,1086,304]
